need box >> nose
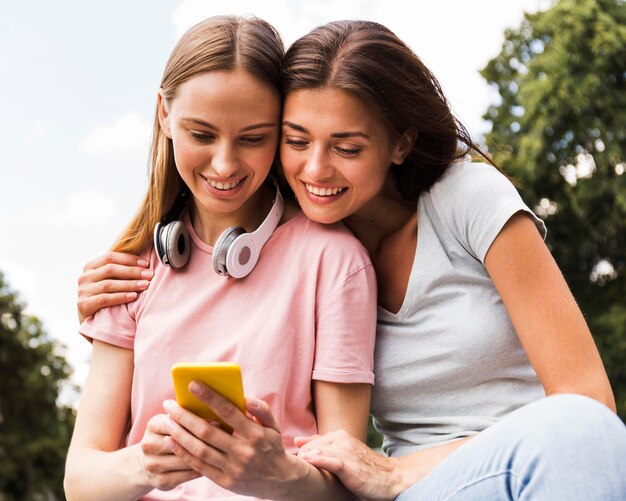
[211,142,239,177]
[303,145,333,181]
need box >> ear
[390,128,417,165]
[157,89,172,138]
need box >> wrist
[127,444,154,491]
[273,454,315,500]
[386,456,413,500]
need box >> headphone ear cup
[225,233,260,279]
[213,226,246,276]
[156,220,190,269]
[154,222,166,263]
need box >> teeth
[305,184,346,197]
[208,179,240,190]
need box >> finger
[294,433,337,452]
[187,381,249,433]
[145,467,202,491]
[81,263,154,284]
[293,434,321,448]
[297,448,345,475]
[158,469,202,489]
[77,292,139,321]
[163,419,228,472]
[245,397,281,432]
[143,450,199,472]
[83,252,150,272]
[165,437,226,483]
[80,278,150,296]
[163,400,233,457]
[147,413,174,434]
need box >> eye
[284,138,309,150]
[335,146,362,157]
[190,131,214,143]
[240,136,266,146]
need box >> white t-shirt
[372,159,546,456]
[80,212,377,500]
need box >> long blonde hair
[112,15,284,254]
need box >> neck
[191,183,274,245]
[343,175,415,256]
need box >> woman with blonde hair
[64,15,376,500]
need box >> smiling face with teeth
[280,88,413,225]
[158,68,281,242]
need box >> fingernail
[163,399,176,413]
[141,270,154,278]
[189,381,203,395]
[138,259,149,267]
[247,397,260,408]
[137,280,150,288]
[126,292,138,299]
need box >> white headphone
[153,179,284,278]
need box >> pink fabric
[79,212,376,500]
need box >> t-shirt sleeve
[79,302,136,350]
[312,235,377,385]
[432,162,547,264]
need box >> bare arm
[484,212,615,410]
[77,252,153,323]
[163,381,371,500]
[64,340,198,500]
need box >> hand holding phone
[171,362,245,431]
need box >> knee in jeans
[534,394,622,449]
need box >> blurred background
[1,0,624,498]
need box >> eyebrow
[282,120,370,140]
[183,118,277,132]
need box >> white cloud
[0,261,39,302]
[51,191,118,227]
[82,112,151,158]
[172,0,375,47]
[0,191,117,230]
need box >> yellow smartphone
[171,362,245,431]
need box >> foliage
[481,0,626,417]
[0,272,76,500]
[367,415,383,449]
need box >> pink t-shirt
[80,212,377,500]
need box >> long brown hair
[113,15,284,253]
[282,20,493,201]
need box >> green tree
[481,0,626,417]
[0,272,76,500]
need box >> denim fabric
[396,395,626,500]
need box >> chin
[301,206,343,225]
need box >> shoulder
[431,158,516,202]
[428,158,526,223]
[280,213,368,251]
[275,214,373,278]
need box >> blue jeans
[396,394,626,500]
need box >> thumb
[245,397,281,432]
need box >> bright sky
[0,0,548,404]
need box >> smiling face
[280,88,410,225]
[159,68,281,230]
